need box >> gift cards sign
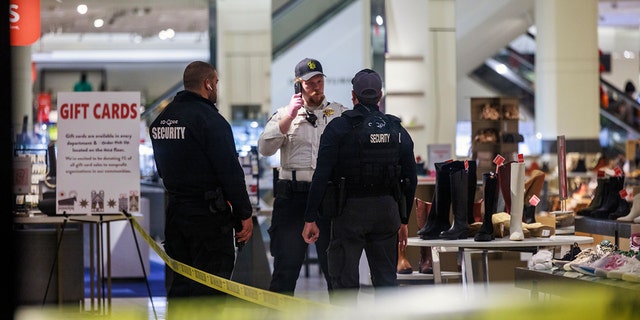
[56,92,141,214]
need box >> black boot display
[465,161,478,225]
[608,194,631,220]
[475,171,498,241]
[591,176,624,219]
[440,167,470,240]
[418,161,461,239]
[577,176,606,217]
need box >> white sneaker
[570,252,617,276]
[607,255,640,279]
[563,240,616,272]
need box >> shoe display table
[408,235,594,286]
[514,267,640,301]
[575,216,640,250]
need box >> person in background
[623,80,639,127]
[149,61,253,312]
[73,72,93,91]
[258,58,347,295]
[302,69,417,304]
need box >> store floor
[15,244,548,320]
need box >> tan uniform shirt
[258,98,347,182]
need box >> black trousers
[328,195,400,292]
[164,196,236,299]
[268,190,332,294]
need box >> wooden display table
[408,235,594,286]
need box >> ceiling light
[93,19,104,28]
[495,63,508,75]
[77,4,88,15]
[375,15,383,26]
[158,28,175,40]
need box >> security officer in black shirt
[149,61,253,302]
[302,69,417,303]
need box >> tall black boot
[591,176,624,219]
[465,161,478,225]
[475,172,498,241]
[577,176,606,217]
[609,196,631,220]
[440,167,470,240]
[418,161,462,239]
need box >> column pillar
[535,0,600,152]
[12,45,33,139]
[385,0,456,156]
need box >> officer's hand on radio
[286,93,303,119]
[302,221,320,244]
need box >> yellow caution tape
[124,214,336,312]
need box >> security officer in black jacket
[149,61,253,301]
[302,69,417,303]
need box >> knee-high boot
[577,176,606,217]
[396,242,412,274]
[523,169,545,223]
[465,161,478,225]
[591,176,624,219]
[440,167,470,240]
[509,162,525,241]
[414,198,433,273]
[475,172,499,241]
[418,161,461,239]
[498,161,514,214]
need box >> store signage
[10,0,40,46]
[56,92,141,215]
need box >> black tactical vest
[336,108,402,194]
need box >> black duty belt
[277,179,311,193]
[347,185,393,198]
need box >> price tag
[614,167,623,176]
[620,189,628,198]
[529,195,540,206]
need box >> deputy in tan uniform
[258,58,347,295]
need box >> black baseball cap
[351,68,382,100]
[295,58,325,81]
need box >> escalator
[470,32,640,156]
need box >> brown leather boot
[397,243,413,274]
[415,198,433,273]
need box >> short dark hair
[183,61,215,91]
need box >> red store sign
[10,0,40,46]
